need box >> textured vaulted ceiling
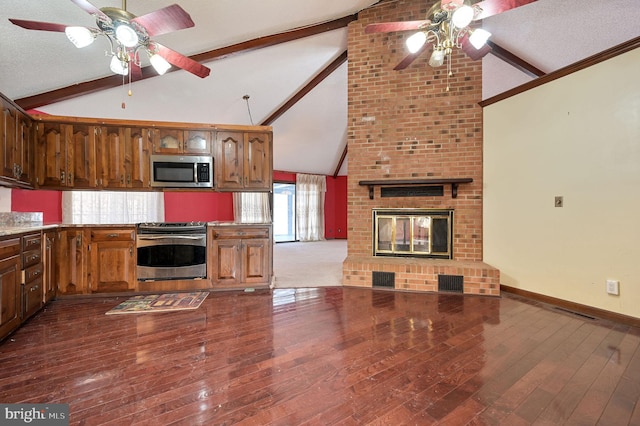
[1,0,638,176]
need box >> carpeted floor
[273,239,346,288]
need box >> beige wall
[483,49,640,318]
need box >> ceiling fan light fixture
[428,48,445,67]
[406,31,427,54]
[115,23,139,48]
[469,28,491,49]
[65,26,95,48]
[110,55,129,75]
[451,5,474,29]
[149,53,171,75]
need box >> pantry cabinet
[89,228,136,293]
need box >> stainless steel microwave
[150,154,213,188]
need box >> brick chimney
[343,0,499,296]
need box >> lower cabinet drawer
[23,277,43,319]
[24,263,43,283]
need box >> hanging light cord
[243,95,254,125]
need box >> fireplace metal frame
[372,208,454,259]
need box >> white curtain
[233,192,271,223]
[62,191,164,224]
[296,173,326,241]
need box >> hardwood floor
[0,288,639,425]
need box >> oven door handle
[137,235,205,241]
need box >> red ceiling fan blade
[8,18,68,32]
[474,0,537,20]
[365,20,431,34]
[460,34,492,60]
[69,0,110,21]
[393,43,431,70]
[155,44,210,78]
[131,4,195,37]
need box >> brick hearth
[343,0,499,296]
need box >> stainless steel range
[136,222,207,281]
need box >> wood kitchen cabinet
[89,228,136,293]
[34,121,99,188]
[35,121,67,187]
[69,123,99,188]
[43,230,57,303]
[1,95,32,188]
[99,126,151,189]
[209,225,271,288]
[21,232,43,320]
[153,128,212,155]
[215,130,272,191]
[0,236,21,340]
[56,228,89,296]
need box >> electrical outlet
[606,279,620,295]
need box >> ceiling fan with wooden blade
[365,0,536,71]
[8,0,210,79]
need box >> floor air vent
[372,271,395,288]
[438,274,463,293]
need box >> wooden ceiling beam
[487,40,546,78]
[14,15,357,111]
[261,50,347,126]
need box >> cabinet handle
[68,173,73,184]
[127,175,131,185]
[130,246,133,256]
[61,171,65,182]
[31,285,39,291]
[107,233,119,238]
[33,271,40,276]
[120,176,125,184]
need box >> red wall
[11,189,62,224]
[325,176,347,239]
[163,192,233,222]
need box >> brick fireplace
[342,0,500,296]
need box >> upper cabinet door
[35,122,69,188]
[244,132,272,190]
[184,130,211,154]
[1,99,17,180]
[99,126,127,189]
[125,127,152,189]
[215,131,244,190]
[68,123,99,188]
[152,128,184,154]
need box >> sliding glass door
[273,183,296,242]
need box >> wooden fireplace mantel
[358,178,473,199]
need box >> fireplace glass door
[374,209,453,259]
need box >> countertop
[0,222,272,237]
